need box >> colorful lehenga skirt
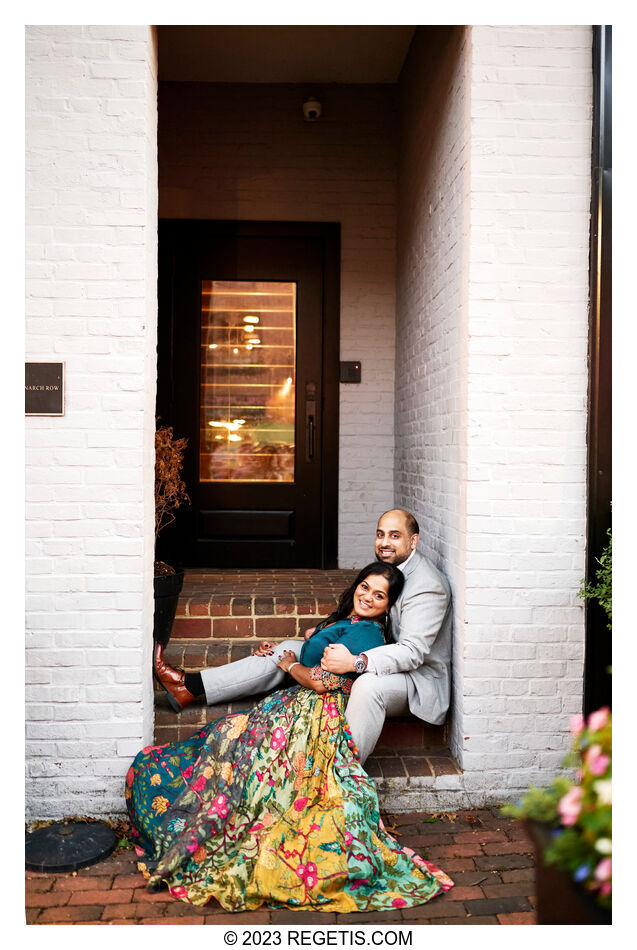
[126,683,453,912]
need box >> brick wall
[158,82,398,566]
[396,26,592,801]
[25,26,158,818]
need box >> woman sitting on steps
[126,561,453,913]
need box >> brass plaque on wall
[25,362,65,416]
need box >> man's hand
[254,640,275,656]
[320,643,355,674]
[304,626,316,641]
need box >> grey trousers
[199,640,410,764]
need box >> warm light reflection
[200,279,296,482]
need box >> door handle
[305,382,317,462]
[307,415,315,460]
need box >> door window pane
[200,280,296,482]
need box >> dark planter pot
[153,569,184,647]
[525,820,611,925]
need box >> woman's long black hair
[318,561,404,642]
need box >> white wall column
[396,25,592,804]
[25,26,158,818]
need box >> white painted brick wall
[395,24,471,771]
[396,25,592,803]
[25,26,158,819]
[158,83,397,565]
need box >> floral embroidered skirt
[126,684,453,912]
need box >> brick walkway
[26,808,537,925]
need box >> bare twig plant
[155,424,190,575]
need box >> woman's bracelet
[287,661,300,673]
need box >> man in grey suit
[320,509,452,762]
[153,508,451,764]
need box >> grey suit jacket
[364,549,452,725]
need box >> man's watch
[353,654,367,674]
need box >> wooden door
[157,220,339,568]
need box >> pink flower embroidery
[569,714,585,736]
[344,832,353,845]
[326,702,339,718]
[208,793,229,818]
[588,707,610,732]
[192,775,207,791]
[182,765,193,780]
[558,785,584,826]
[170,885,188,900]
[392,898,407,908]
[270,727,287,751]
[296,862,318,888]
[293,797,309,812]
[126,767,134,787]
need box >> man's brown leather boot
[153,642,195,712]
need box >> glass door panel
[199,280,296,482]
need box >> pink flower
[585,743,610,777]
[392,898,407,908]
[208,793,229,818]
[182,766,193,780]
[594,858,612,882]
[326,702,339,718]
[293,796,309,812]
[170,885,188,900]
[295,861,318,888]
[192,775,207,791]
[587,707,610,732]
[569,714,585,736]
[126,767,134,787]
[558,786,584,826]
[270,727,287,751]
[344,832,353,845]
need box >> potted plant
[502,527,612,924]
[153,424,190,647]
[502,707,611,924]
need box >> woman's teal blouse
[299,616,386,668]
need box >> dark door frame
[157,218,341,569]
[584,26,612,713]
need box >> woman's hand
[276,650,298,672]
[254,640,275,656]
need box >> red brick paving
[26,808,537,925]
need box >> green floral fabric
[127,679,453,913]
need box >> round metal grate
[25,821,118,873]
